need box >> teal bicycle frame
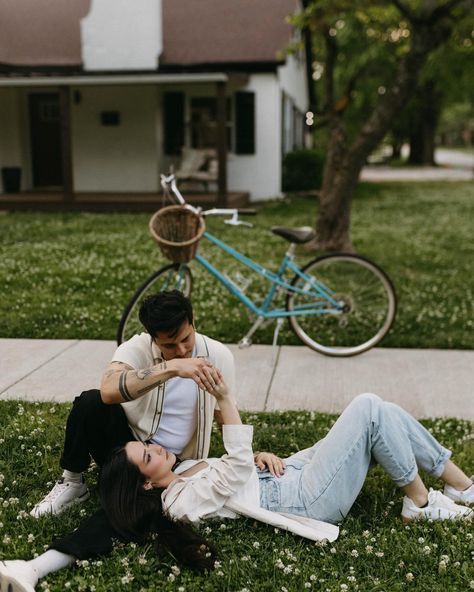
[193,230,344,320]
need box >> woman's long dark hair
[100,446,216,572]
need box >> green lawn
[0,181,472,349]
[0,401,472,592]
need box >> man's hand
[254,452,286,477]
[167,357,222,392]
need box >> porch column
[216,81,227,207]
[59,86,74,203]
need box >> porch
[0,190,249,212]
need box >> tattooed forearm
[137,379,162,396]
[119,372,133,402]
[135,368,155,380]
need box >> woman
[1,374,473,588]
[99,371,473,568]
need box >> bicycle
[117,174,397,356]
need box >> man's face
[153,320,196,360]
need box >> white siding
[278,53,308,113]
[81,0,162,71]
[72,85,158,192]
[227,74,282,201]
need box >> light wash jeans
[258,393,451,524]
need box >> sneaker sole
[30,489,90,518]
[0,565,35,592]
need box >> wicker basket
[149,205,205,263]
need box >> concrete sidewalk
[1,339,473,419]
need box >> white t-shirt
[150,373,198,454]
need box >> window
[190,97,231,149]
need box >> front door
[29,93,64,188]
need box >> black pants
[51,390,135,558]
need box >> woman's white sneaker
[402,489,473,523]
[444,477,474,505]
[0,560,38,592]
[30,477,89,518]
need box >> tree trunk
[308,10,455,252]
[408,80,441,165]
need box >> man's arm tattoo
[137,379,162,396]
[119,372,133,402]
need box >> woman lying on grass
[1,374,473,590]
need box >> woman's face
[125,442,176,487]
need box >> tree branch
[391,0,417,21]
[323,27,338,112]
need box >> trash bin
[1,167,21,193]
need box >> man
[31,289,235,518]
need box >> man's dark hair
[138,290,193,338]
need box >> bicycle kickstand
[238,316,265,348]
[271,318,284,365]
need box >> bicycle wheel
[117,263,193,344]
[286,254,397,356]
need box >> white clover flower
[340,585,348,591]
[171,565,180,576]
[418,537,425,544]
[310,574,317,581]
[469,581,474,590]
[304,583,311,589]
[366,545,373,553]
[422,546,431,555]
[121,573,134,584]
[241,555,250,562]
[406,572,414,582]
[330,547,337,554]
[253,541,260,548]
[27,533,35,543]
[375,551,384,557]
[350,549,359,557]
[219,523,227,530]
[167,573,175,582]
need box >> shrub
[282,148,325,192]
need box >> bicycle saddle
[271,226,316,244]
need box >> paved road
[361,147,474,182]
[1,339,473,419]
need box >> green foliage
[282,149,325,191]
[0,401,473,591]
[0,182,473,349]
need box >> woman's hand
[254,452,286,477]
[206,368,230,401]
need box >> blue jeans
[258,393,451,524]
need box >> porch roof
[0,72,228,88]
[0,0,297,71]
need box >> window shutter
[235,91,255,154]
[163,92,185,155]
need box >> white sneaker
[444,476,474,505]
[30,477,89,518]
[402,488,473,523]
[0,560,38,592]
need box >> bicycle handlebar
[160,173,257,225]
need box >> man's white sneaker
[402,488,473,523]
[0,560,38,592]
[30,478,89,518]
[444,477,474,505]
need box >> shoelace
[38,479,71,503]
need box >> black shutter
[235,91,255,154]
[163,92,185,155]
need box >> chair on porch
[175,147,218,191]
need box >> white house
[0,0,312,208]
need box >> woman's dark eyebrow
[142,446,147,465]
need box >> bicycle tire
[117,263,193,345]
[286,253,397,356]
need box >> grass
[0,401,473,592]
[0,181,473,349]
